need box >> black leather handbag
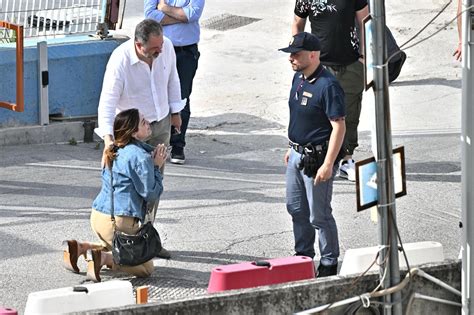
[112,221,162,266]
[109,168,162,266]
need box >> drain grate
[131,277,208,301]
[201,13,261,31]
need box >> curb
[0,122,88,146]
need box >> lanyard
[294,66,324,101]
[294,79,305,101]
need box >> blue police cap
[279,32,321,53]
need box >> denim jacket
[92,140,163,222]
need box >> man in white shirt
[96,19,183,160]
[95,19,182,259]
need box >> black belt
[174,43,197,52]
[289,141,323,154]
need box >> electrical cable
[367,208,414,310]
[400,5,474,51]
[379,2,474,70]
[311,247,388,314]
[399,0,453,50]
[353,208,413,311]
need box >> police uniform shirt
[288,64,345,146]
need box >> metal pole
[461,0,473,314]
[369,1,402,314]
[37,41,49,125]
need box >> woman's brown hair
[104,108,140,169]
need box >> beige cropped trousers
[90,209,154,277]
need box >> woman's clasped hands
[153,144,168,168]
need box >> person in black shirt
[292,0,368,182]
[280,32,346,277]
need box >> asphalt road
[0,0,464,312]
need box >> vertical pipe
[93,0,99,32]
[101,0,106,24]
[0,0,4,23]
[72,0,78,34]
[51,0,57,37]
[10,0,16,23]
[79,0,85,32]
[37,41,49,125]
[369,0,402,314]
[31,0,38,37]
[88,0,93,32]
[23,0,29,34]
[461,1,473,314]
[41,0,47,37]
[16,23,24,112]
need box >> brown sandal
[63,240,85,273]
[86,249,103,282]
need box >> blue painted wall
[0,38,124,125]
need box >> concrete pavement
[0,0,465,313]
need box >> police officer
[280,32,346,277]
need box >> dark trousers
[170,43,200,149]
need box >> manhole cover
[131,277,207,301]
[201,13,261,31]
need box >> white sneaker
[338,159,356,182]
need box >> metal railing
[0,0,106,40]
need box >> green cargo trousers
[325,60,364,156]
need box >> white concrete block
[339,241,444,276]
[24,280,134,315]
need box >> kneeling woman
[63,108,167,282]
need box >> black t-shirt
[288,65,345,146]
[294,0,367,66]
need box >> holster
[297,142,346,178]
[298,144,326,178]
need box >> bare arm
[158,0,188,23]
[284,148,291,166]
[355,5,369,58]
[170,113,182,132]
[454,0,462,61]
[101,135,114,168]
[97,56,124,167]
[160,15,183,25]
[314,119,346,185]
[292,15,306,35]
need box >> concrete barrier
[71,260,461,315]
[339,241,445,276]
[0,121,85,146]
[24,280,134,314]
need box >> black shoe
[388,50,406,83]
[293,252,315,258]
[317,263,338,278]
[156,247,171,259]
[170,147,185,165]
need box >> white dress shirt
[95,37,183,138]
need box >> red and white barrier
[0,308,17,315]
[208,256,315,293]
